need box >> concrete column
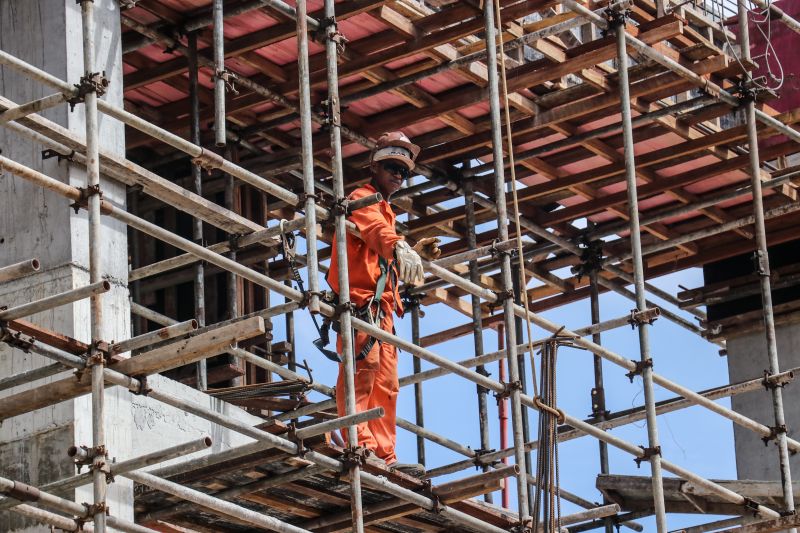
[0,1,130,530]
[727,323,800,480]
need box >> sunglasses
[381,161,410,180]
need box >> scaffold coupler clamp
[603,5,630,34]
[130,374,151,397]
[591,386,609,420]
[625,358,653,383]
[42,148,76,165]
[761,424,787,446]
[494,380,523,403]
[489,288,514,313]
[214,68,239,95]
[330,196,349,217]
[286,422,308,457]
[472,448,497,469]
[340,446,368,473]
[633,445,661,468]
[318,16,348,54]
[743,497,761,516]
[401,290,424,316]
[70,184,103,214]
[752,249,771,278]
[572,238,604,282]
[0,326,35,353]
[82,501,110,520]
[762,369,794,390]
[191,147,226,172]
[628,307,660,329]
[68,71,109,111]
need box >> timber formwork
[2,0,800,532]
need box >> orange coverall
[328,183,404,464]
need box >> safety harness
[279,220,396,363]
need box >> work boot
[389,462,425,477]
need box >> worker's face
[371,160,410,198]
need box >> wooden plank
[0,318,265,421]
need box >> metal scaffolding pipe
[0,280,110,321]
[296,0,321,314]
[0,258,40,283]
[590,271,613,533]
[738,1,796,523]
[0,476,154,533]
[323,0,364,529]
[99,370,512,533]
[613,14,667,531]
[212,0,226,147]
[9,503,88,532]
[77,2,108,529]
[7,157,792,524]
[0,362,67,393]
[294,407,384,440]
[465,179,492,502]
[0,436,214,518]
[10,156,800,460]
[0,93,65,126]
[410,298,426,465]
[124,470,311,533]
[187,29,207,391]
[606,201,800,264]
[112,319,198,354]
[483,0,530,520]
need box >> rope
[492,0,540,398]
[532,339,563,532]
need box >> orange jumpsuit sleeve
[347,191,402,260]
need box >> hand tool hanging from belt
[279,221,394,363]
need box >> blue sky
[269,212,750,531]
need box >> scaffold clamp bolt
[625,358,653,383]
[628,307,660,328]
[762,369,794,390]
[761,424,787,445]
[633,445,661,468]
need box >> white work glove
[394,240,424,285]
[412,237,442,261]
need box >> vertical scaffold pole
[613,12,668,532]
[188,31,207,391]
[589,271,612,533]
[212,0,226,147]
[296,0,320,315]
[465,179,492,503]
[737,3,796,524]
[79,1,106,530]
[323,0,365,530]
[410,299,426,466]
[483,0,530,522]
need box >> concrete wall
[0,4,269,531]
[727,323,800,481]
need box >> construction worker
[328,131,441,476]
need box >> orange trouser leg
[335,313,398,463]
